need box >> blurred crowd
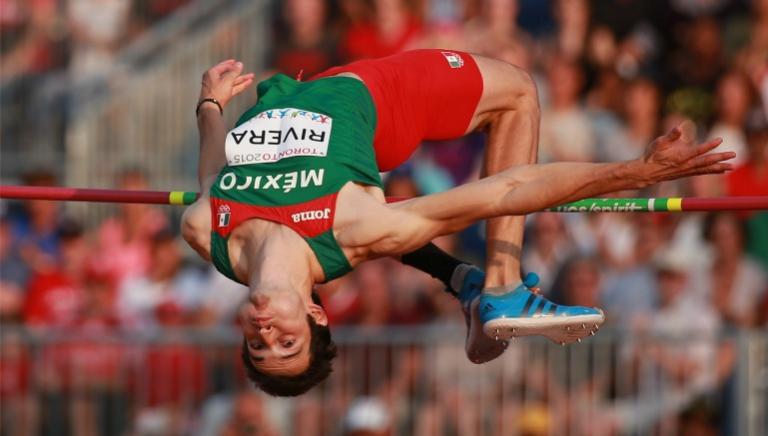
[1,0,768,435]
[0,0,191,82]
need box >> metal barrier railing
[63,0,270,225]
[1,325,765,436]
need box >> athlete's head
[239,289,336,396]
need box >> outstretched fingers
[232,73,255,96]
[690,151,736,169]
[671,162,733,180]
[208,59,237,76]
[691,137,724,157]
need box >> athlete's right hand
[199,59,255,109]
[635,120,735,185]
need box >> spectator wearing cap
[631,248,723,396]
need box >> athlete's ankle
[481,282,524,296]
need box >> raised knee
[502,64,540,112]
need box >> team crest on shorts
[441,51,464,68]
[217,204,231,227]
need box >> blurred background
[1,0,767,435]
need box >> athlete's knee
[499,63,540,113]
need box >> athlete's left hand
[199,59,255,109]
[638,120,735,184]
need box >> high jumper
[179,50,734,396]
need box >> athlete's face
[239,291,315,375]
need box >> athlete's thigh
[464,54,539,133]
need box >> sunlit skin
[182,58,735,378]
[239,288,324,376]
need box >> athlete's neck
[241,231,315,301]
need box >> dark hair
[702,212,747,244]
[240,291,337,396]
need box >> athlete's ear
[307,303,328,326]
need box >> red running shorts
[312,49,483,171]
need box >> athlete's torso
[209,73,383,284]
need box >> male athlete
[181,51,733,396]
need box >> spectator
[218,390,279,436]
[339,0,423,61]
[461,0,534,67]
[272,0,339,79]
[0,0,65,81]
[91,168,168,286]
[634,249,721,393]
[708,71,753,168]
[599,78,661,162]
[552,255,602,310]
[726,117,768,198]
[116,230,207,328]
[726,120,768,267]
[7,169,64,273]
[668,16,726,91]
[67,0,130,79]
[601,215,662,326]
[522,213,574,294]
[22,220,88,329]
[691,212,767,328]
[0,214,27,321]
[538,55,596,162]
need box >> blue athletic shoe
[451,265,508,364]
[478,273,605,345]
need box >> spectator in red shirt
[90,168,168,287]
[726,121,768,197]
[726,121,768,267]
[339,0,423,61]
[22,220,88,328]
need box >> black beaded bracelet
[196,98,223,117]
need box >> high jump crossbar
[1,185,767,212]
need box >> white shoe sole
[465,298,507,364]
[482,311,605,345]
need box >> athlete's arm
[181,60,255,261]
[340,122,734,256]
[197,59,255,192]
